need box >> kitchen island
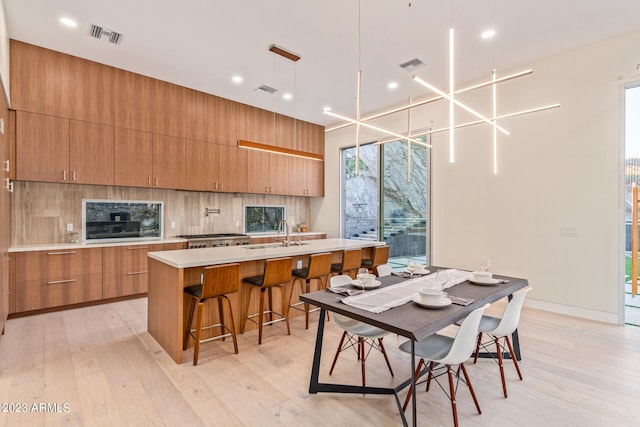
[147,238,384,364]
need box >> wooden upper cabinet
[288,157,324,197]
[184,139,217,191]
[244,106,275,145]
[186,90,208,141]
[275,114,295,149]
[306,159,324,197]
[69,120,115,185]
[246,150,288,195]
[154,80,190,138]
[10,40,114,124]
[114,128,153,187]
[152,134,186,189]
[210,97,241,146]
[217,144,247,193]
[113,68,156,132]
[15,111,69,183]
[295,120,325,155]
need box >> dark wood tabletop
[301,268,529,342]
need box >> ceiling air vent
[89,24,123,45]
[255,84,278,95]
[399,58,425,71]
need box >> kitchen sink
[246,242,309,249]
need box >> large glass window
[341,138,430,269]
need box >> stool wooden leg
[193,301,205,366]
[222,296,238,354]
[258,288,266,344]
[279,284,291,336]
[241,286,252,334]
[217,298,226,341]
[183,296,196,351]
[267,287,274,323]
[304,279,311,329]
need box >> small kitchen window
[244,205,286,233]
[83,199,164,242]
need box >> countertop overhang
[147,238,385,269]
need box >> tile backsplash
[11,182,311,245]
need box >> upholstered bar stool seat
[289,252,333,329]
[241,257,293,344]
[182,263,240,366]
[360,245,390,276]
[330,248,362,278]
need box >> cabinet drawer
[103,245,151,272]
[103,270,148,299]
[15,273,103,312]
[15,248,103,281]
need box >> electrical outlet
[297,260,302,269]
[67,223,73,231]
[170,221,176,229]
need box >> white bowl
[418,288,444,304]
[357,273,376,286]
[472,271,493,283]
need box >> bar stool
[289,252,333,329]
[241,257,292,344]
[360,245,390,276]
[182,263,240,366]
[330,248,362,278]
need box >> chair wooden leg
[426,360,435,391]
[495,337,508,398]
[447,366,459,427]
[183,297,196,350]
[473,332,483,363]
[329,331,348,375]
[223,296,239,354]
[193,302,205,366]
[287,278,298,318]
[505,336,523,380]
[378,338,394,377]
[402,358,424,412]
[359,337,366,387]
[304,279,311,329]
[267,287,274,323]
[460,363,482,414]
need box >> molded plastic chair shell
[376,264,393,277]
[328,275,393,386]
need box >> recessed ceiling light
[323,106,332,112]
[232,75,243,83]
[282,93,293,100]
[387,81,398,90]
[60,17,77,27]
[481,29,496,39]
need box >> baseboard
[524,299,620,325]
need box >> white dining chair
[376,263,393,277]
[328,275,394,387]
[472,286,532,398]
[399,303,490,427]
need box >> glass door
[380,139,430,269]
[341,143,379,241]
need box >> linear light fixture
[449,28,455,163]
[323,110,432,148]
[268,44,301,62]
[325,69,533,133]
[492,69,498,174]
[237,140,323,161]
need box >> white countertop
[8,238,187,253]
[248,231,325,238]
[147,238,385,269]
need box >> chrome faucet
[277,219,290,246]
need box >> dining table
[299,267,529,427]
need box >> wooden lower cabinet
[15,273,103,312]
[102,242,185,299]
[11,242,186,314]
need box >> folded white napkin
[342,269,472,313]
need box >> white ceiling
[4,0,640,126]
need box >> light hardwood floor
[1,298,639,426]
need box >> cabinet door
[287,157,307,196]
[295,120,325,154]
[69,120,115,185]
[306,159,324,197]
[217,144,247,193]
[113,69,156,132]
[184,139,217,191]
[246,149,271,194]
[15,273,103,312]
[269,152,289,195]
[275,114,295,149]
[114,128,153,187]
[15,111,69,183]
[152,134,186,189]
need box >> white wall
[313,29,640,324]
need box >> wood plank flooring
[1,298,640,426]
